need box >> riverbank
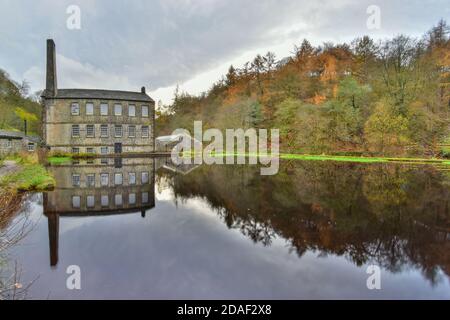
[187,152,450,166]
[47,152,450,167]
[0,154,55,219]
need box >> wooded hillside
[0,69,41,136]
[157,20,450,157]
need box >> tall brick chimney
[46,39,57,97]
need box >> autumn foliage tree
[157,20,450,157]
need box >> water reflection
[4,158,450,298]
[158,161,450,285]
[44,157,157,266]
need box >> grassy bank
[46,150,450,166]
[48,156,72,165]
[0,164,55,192]
[183,152,450,166]
[0,153,55,193]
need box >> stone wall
[44,157,155,214]
[0,137,37,156]
[43,98,155,154]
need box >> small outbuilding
[0,130,41,156]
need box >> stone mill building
[41,39,155,155]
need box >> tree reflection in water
[157,161,450,285]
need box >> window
[100,173,109,186]
[141,105,149,117]
[142,192,149,204]
[101,158,108,165]
[72,196,81,208]
[86,147,95,154]
[86,125,95,137]
[115,125,123,137]
[129,193,136,205]
[72,147,80,154]
[100,146,108,155]
[86,103,94,115]
[115,194,123,206]
[72,125,80,137]
[128,172,136,185]
[100,103,108,115]
[141,171,149,184]
[87,174,95,187]
[141,126,149,138]
[27,143,35,152]
[87,195,95,208]
[72,174,81,187]
[6,139,12,148]
[101,195,109,207]
[128,125,136,138]
[71,103,80,115]
[114,104,122,116]
[100,125,109,138]
[114,173,123,185]
[128,105,136,117]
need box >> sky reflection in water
[4,158,450,299]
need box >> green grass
[48,156,72,165]
[182,151,450,166]
[0,164,55,192]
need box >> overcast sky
[0,0,448,104]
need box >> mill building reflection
[44,157,158,266]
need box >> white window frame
[128,172,136,185]
[86,174,95,187]
[128,104,136,117]
[100,173,109,186]
[72,174,81,187]
[141,171,149,184]
[142,192,149,204]
[27,143,35,152]
[86,195,95,208]
[6,139,12,148]
[86,124,95,138]
[141,105,149,117]
[86,102,94,115]
[115,194,123,206]
[100,146,108,155]
[72,196,81,209]
[100,103,109,116]
[128,125,136,138]
[114,104,122,116]
[129,193,136,205]
[72,125,80,137]
[115,125,123,138]
[71,103,80,115]
[114,173,123,186]
[141,125,149,138]
[101,195,109,207]
[100,125,109,138]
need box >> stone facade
[43,157,156,266]
[44,157,155,214]
[41,39,155,155]
[0,131,39,156]
[43,97,155,154]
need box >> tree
[14,107,38,135]
[364,100,409,154]
[225,65,237,86]
[377,35,426,113]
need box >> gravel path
[0,160,19,179]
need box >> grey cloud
[0,0,448,93]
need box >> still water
[2,157,450,299]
